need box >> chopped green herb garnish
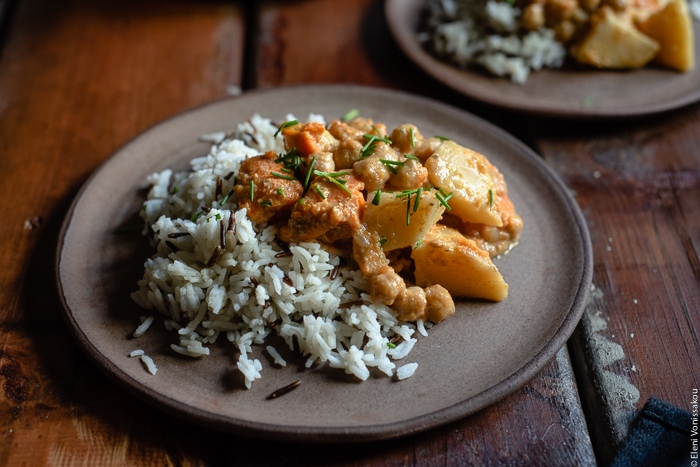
[313,185,326,200]
[298,199,305,205]
[361,142,377,159]
[437,187,448,197]
[444,193,454,202]
[273,120,298,138]
[172,186,179,194]
[233,176,238,185]
[435,136,450,141]
[220,190,234,206]
[362,134,391,145]
[386,164,398,174]
[271,172,296,181]
[404,154,419,161]
[387,342,396,349]
[341,109,360,122]
[379,236,387,246]
[372,190,381,206]
[142,204,147,211]
[581,95,594,108]
[489,189,494,209]
[260,201,272,207]
[505,0,515,5]
[190,211,204,222]
[435,192,452,211]
[395,188,421,198]
[281,167,293,174]
[277,188,285,197]
[410,128,415,148]
[380,159,405,167]
[406,192,412,225]
[371,125,381,136]
[413,187,422,213]
[114,227,141,234]
[304,156,317,192]
[249,180,255,202]
[275,147,302,172]
[416,238,423,248]
[313,170,352,197]
[215,213,221,220]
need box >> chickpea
[522,3,546,30]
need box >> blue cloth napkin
[612,397,693,467]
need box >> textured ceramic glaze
[386,0,700,118]
[57,85,592,442]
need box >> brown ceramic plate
[56,85,591,442]
[386,0,700,118]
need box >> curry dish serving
[234,117,523,324]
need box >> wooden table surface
[0,0,698,465]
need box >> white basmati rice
[266,346,287,366]
[129,350,144,357]
[133,315,154,338]
[131,113,427,388]
[397,363,418,380]
[424,0,566,83]
[690,0,700,21]
[140,355,158,375]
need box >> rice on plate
[130,110,522,390]
[421,0,700,84]
[131,113,424,389]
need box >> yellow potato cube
[425,141,502,227]
[412,225,508,302]
[363,190,445,251]
[571,6,660,68]
[638,0,695,71]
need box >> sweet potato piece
[234,151,303,224]
[282,122,339,157]
[279,174,365,243]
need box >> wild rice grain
[167,232,191,239]
[219,219,226,249]
[206,246,222,268]
[226,213,235,234]
[267,380,301,399]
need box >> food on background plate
[420,0,698,83]
[130,112,522,388]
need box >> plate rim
[56,84,593,442]
[385,0,700,119]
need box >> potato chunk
[425,140,502,227]
[363,190,445,252]
[412,225,508,302]
[570,6,660,68]
[638,0,695,71]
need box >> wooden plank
[252,1,595,464]
[535,108,700,464]
[0,0,244,464]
